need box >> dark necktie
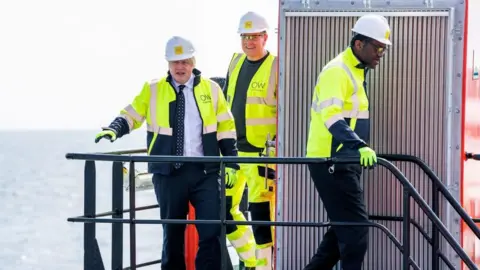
[174,84,186,169]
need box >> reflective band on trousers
[310,61,368,129]
[228,53,277,107]
[229,229,256,261]
[256,246,272,270]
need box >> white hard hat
[165,36,195,61]
[352,14,392,45]
[237,11,269,34]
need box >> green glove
[358,147,377,168]
[225,168,238,189]
[95,130,117,143]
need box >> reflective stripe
[124,104,145,122]
[246,96,276,106]
[228,54,244,76]
[325,114,344,128]
[120,105,145,130]
[217,131,236,140]
[146,124,172,135]
[229,229,256,263]
[246,117,276,126]
[265,56,277,105]
[203,124,216,134]
[329,61,360,117]
[238,249,256,262]
[319,98,344,110]
[149,80,159,132]
[209,80,219,113]
[311,97,344,113]
[217,111,233,122]
[230,229,253,248]
[344,110,369,119]
[230,230,252,248]
[312,61,368,129]
[256,247,272,269]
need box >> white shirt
[173,74,204,156]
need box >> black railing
[66,152,479,270]
[466,152,480,161]
[379,154,480,269]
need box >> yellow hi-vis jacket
[106,69,238,175]
[225,53,277,149]
[306,47,369,158]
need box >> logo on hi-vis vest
[250,81,266,91]
[199,94,211,103]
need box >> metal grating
[278,13,449,269]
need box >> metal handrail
[370,215,455,269]
[380,154,480,238]
[65,153,479,270]
[464,152,480,226]
[466,152,480,160]
[379,153,480,269]
[71,149,469,268]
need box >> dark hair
[349,33,373,47]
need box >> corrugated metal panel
[278,13,449,269]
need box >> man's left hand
[225,168,238,189]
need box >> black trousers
[303,163,369,270]
[152,163,223,270]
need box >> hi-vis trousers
[225,151,276,269]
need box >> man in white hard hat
[304,14,391,270]
[94,36,240,270]
[222,11,278,270]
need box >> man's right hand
[95,130,117,143]
[358,147,377,168]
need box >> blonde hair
[169,57,196,66]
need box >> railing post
[128,161,137,269]
[111,162,124,270]
[220,161,227,270]
[431,180,440,270]
[403,188,411,270]
[239,187,249,270]
[84,160,104,270]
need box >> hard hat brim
[376,38,392,46]
[165,53,195,62]
[351,29,392,46]
[238,28,268,34]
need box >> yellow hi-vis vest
[306,47,370,158]
[119,72,237,174]
[226,53,277,149]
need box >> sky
[0,0,279,130]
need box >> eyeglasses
[369,42,388,55]
[240,34,264,41]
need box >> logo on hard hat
[174,46,183,55]
[244,21,252,29]
[385,30,390,40]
